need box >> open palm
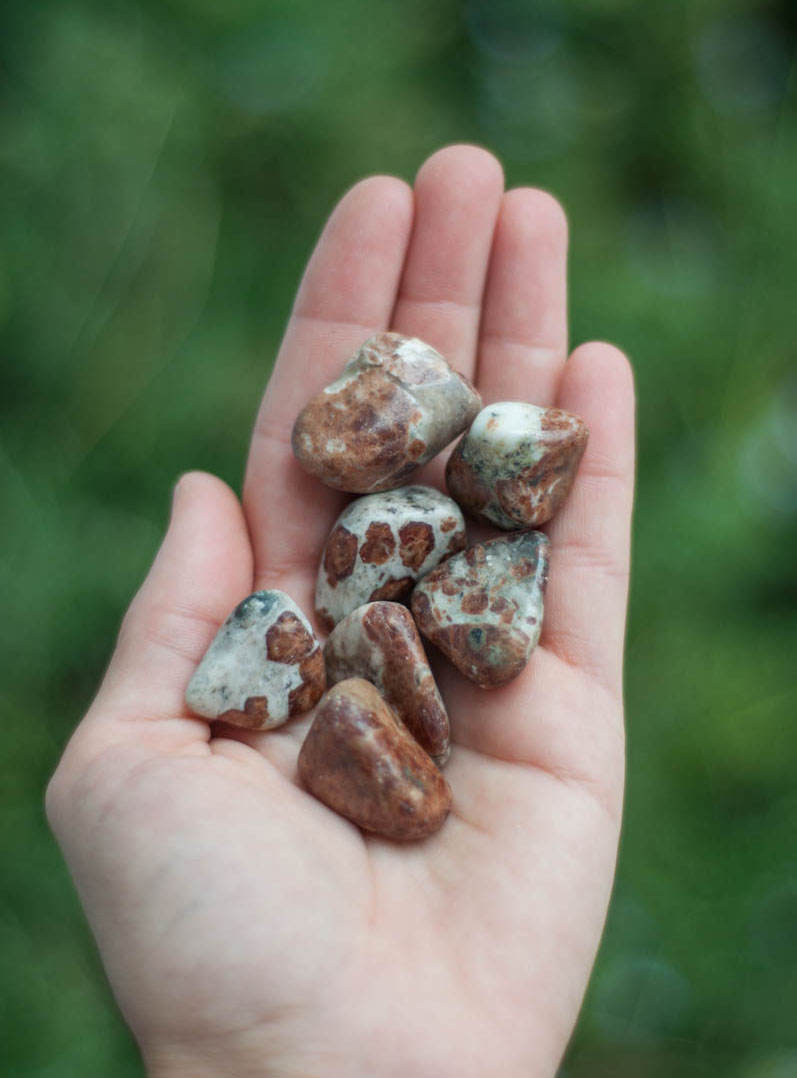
[47,146,635,1078]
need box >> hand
[47,145,635,1078]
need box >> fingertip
[337,173,414,227]
[169,471,243,533]
[172,469,238,504]
[415,143,505,199]
[501,186,569,246]
[566,341,635,398]
[291,174,413,326]
[559,342,636,448]
[102,471,254,719]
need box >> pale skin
[46,145,635,1078]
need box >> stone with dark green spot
[410,531,549,688]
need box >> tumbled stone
[297,679,452,841]
[292,332,481,493]
[411,531,550,689]
[446,401,588,529]
[185,591,325,729]
[324,602,451,767]
[315,485,466,631]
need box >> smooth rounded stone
[297,678,452,841]
[446,401,588,529]
[315,485,466,631]
[324,602,451,767]
[185,591,325,730]
[292,332,481,493]
[411,531,550,689]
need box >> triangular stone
[185,591,325,729]
[298,679,451,840]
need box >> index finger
[243,176,414,592]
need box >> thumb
[47,471,253,838]
[88,470,254,729]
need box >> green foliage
[1,0,795,1073]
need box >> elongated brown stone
[297,679,452,841]
[446,402,588,529]
[292,333,481,493]
[411,532,550,688]
[324,602,451,767]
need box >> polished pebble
[324,602,451,767]
[292,332,481,493]
[315,484,466,631]
[297,678,452,841]
[411,532,550,688]
[446,401,588,529]
[185,590,325,729]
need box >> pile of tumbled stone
[186,333,588,841]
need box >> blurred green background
[2,0,796,1074]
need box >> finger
[244,176,413,590]
[390,144,505,380]
[542,342,636,695]
[475,187,569,405]
[92,471,254,728]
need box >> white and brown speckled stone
[324,602,451,767]
[297,678,452,841]
[411,532,550,689]
[185,591,325,729]
[446,402,588,529]
[315,485,466,631]
[292,332,482,493]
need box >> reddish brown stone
[266,611,315,663]
[359,522,396,565]
[324,525,358,588]
[297,679,452,840]
[293,374,421,493]
[292,333,481,494]
[439,516,459,533]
